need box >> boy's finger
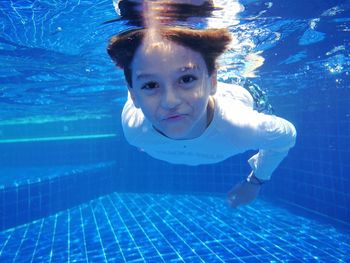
[227,195,240,208]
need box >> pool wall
[263,88,350,224]
[0,137,119,231]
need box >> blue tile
[29,183,42,198]
[1,193,350,262]
[17,185,29,202]
[3,188,17,205]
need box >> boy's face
[129,39,217,140]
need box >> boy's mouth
[163,114,187,121]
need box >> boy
[107,27,297,207]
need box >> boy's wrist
[246,172,268,185]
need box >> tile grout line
[146,193,224,262]
[78,206,89,263]
[119,195,190,260]
[125,193,201,262]
[118,194,166,262]
[190,196,296,261]
[89,200,108,263]
[107,193,146,262]
[0,229,14,257]
[12,224,29,262]
[29,218,45,263]
[67,210,70,263]
[174,194,257,262]
[99,197,128,262]
[48,214,58,263]
[244,200,349,259]
[125,193,184,261]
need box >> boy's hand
[227,173,266,208]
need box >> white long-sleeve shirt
[122,82,297,180]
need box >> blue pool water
[0,0,350,262]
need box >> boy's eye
[141,81,159,90]
[179,75,197,84]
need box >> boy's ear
[128,86,140,108]
[209,70,218,95]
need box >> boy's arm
[248,115,297,181]
[227,114,296,208]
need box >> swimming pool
[0,0,349,262]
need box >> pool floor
[0,192,349,262]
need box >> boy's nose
[160,87,181,110]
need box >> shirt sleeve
[121,93,146,146]
[246,113,297,180]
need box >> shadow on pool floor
[0,192,349,262]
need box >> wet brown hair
[107,27,232,87]
[109,0,218,27]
